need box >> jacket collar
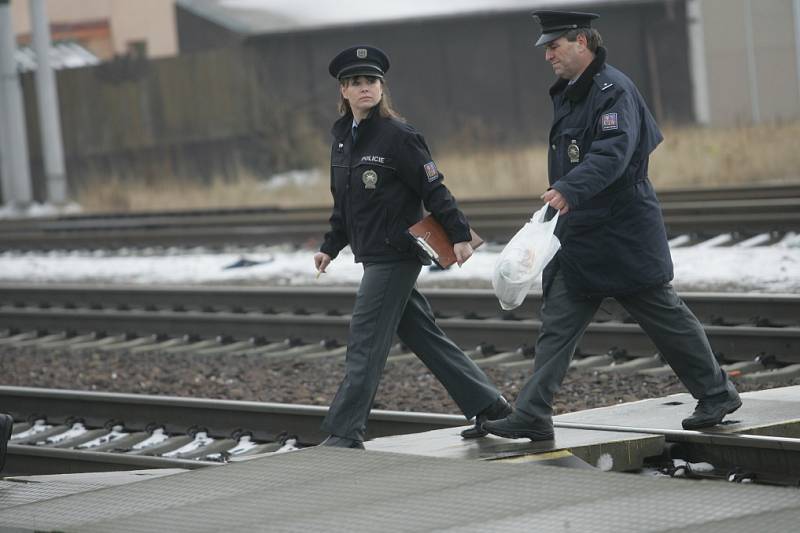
[549,46,607,103]
[332,106,379,140]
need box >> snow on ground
[0,232,798,293]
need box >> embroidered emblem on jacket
[601,112,619,131]
[423,161,439,182]
[361,155,385,164]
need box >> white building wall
[10,0,177,59]
[700,0,800,125]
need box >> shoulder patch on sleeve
[601,112,618,131]
[423,161,439,182]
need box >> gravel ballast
[1,344,792,420]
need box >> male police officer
[483,11,741,441]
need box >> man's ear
[577,33,588,50]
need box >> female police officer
[314,45,510,448]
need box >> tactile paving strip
[0,469,186,510]
[0,448,798,532]
[0,479,114,509]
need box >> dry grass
[74,121,800,212]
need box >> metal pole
[743,0,761,123]
[686,0,711,124]
[794,0,800,112]
[29,0,67,204]
[0,0,33,208]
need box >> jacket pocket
[384,210,413,253]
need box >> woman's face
[340,76,383,116]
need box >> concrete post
[686,0,711,125]
[794,0,800,110]
[30,0,67,204]
[0,0,33,208]
[743,0,761,123]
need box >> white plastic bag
[492,204,561,310]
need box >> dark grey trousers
[515,272,737,425]
[321,260,500,441]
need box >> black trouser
[321,260,501,441]
[515,272,737,425]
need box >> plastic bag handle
[531,203,559,225]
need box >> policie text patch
[601,112,618,131]
[423,161,439,182]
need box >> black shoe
[482,414,554,441]
[0,413,13,473]
[461,396,513,439]
[319,435,365,449]
[681,393,742,430]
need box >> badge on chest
[362,169,378,189]
[568,140,580,163]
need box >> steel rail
[1,386,465,474]
[1,198,797,233]
[0,386,464,443]
[0,306,797,362]
[7,445,219,475]
[0,284,797,326]
[0,213,795,250]
[1,184,799,231]
[0,191,797,249]
[5,386,800,479]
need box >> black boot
[461,396,513,439]
[319,435,365,449]
[482,413,554,441]
[0,413,13,472]
[681,392,742,430]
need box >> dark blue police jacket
[544,47,673,298]
[321,108,471,263]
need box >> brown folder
[407,214,484,269]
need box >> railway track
[5,386,800,486]
[2,386,463,475]
[0,184,798,250]
[0,285,797,367]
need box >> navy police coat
[544,47,673,297]
[321,108,471,263]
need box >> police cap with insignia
[328,45,390,80]
[531,10,599,46]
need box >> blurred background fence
[4,0,800,205]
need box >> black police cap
[532,10,599,46]
[328,45,390,80]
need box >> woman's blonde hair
[337,77,404,121]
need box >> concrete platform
[555,386,800,479]
[366,426,663,472]
[1,447,799,532]
[2,387,799,531]
[555,385,800,434]
[366,386,800,474]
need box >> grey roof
[176,0,653,36]
[15,41,100,73]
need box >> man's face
[544,36,587,80]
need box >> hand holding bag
[492,204,561,310]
